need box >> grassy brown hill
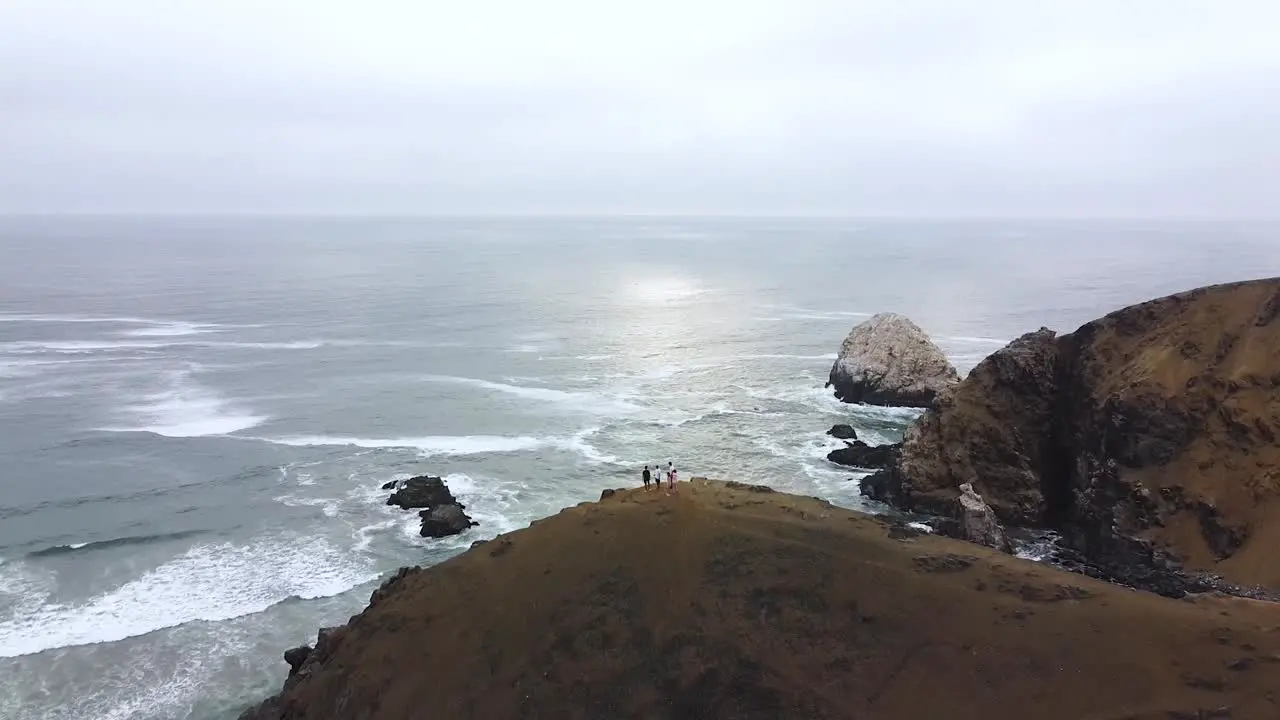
[242,479,1280,720]
[868,277,1280,593]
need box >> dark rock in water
[859,469,893,504]
[470,539,489,548]
[284,645,312,676]
[380,479,400,491]
[238,625,351,718]
[827,424,858,440]
[420,504,477,538]
[827,313,960,408]
[724,481,775,493]
[384,475,477,539]
[387,475,457,510]
[827,441,900,469]
[599,488,616,500]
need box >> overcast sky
[1,1,1277,216]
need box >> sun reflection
[621,276,713,306]
[594,268,749,384]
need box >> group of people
[642,462,678,494]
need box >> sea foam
[263,430,620,465]
[420,375,648,416]
[0,535,378,658]
[99,369,266,437]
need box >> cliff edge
[242,479,1280,720]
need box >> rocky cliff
[240,480,1280,720]
[864,278,1280,594]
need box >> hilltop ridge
[242,479,1280,720]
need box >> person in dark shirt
[642,465,651,491]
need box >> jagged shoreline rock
[826,440,899,469]
[957,483,1012,553]
[385,475,476,538]
[826,423,858,440]
[861,278,1280,598]
[826,313,959,408]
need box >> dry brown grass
[248,479,1280,720]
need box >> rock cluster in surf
[824,423,901,471]
[384,475,476,538]
[826,313,959,408]
[860,278,1280,598]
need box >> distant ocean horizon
[1,216,1277,719]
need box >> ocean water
[0,216,1276,719]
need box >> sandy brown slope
[243,480,1280,720]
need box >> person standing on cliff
[666,462,676,494]
[642,465,651,491]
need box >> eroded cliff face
[865,278,1280,593]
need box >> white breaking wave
[428,472,529,545]
[733,382,849,417]
[540,354,617,361]
[420,375,648,416]
[1014,531,1063,562]
[261,428,619,465]
[737,353,837,361]
[2,340,175,353]
[563,427,618,464]
[118,321,221,338]
[273,495,341,518]
[0,535,379,658]
[0,313,160,325]
[0,313,257,339]
[266,434,549,455]
[99,369,266,437]
[1,339,323,353]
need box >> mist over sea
[0,216,1276,719]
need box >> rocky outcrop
[386,475,476,538]
[826,441,899,470]
[283,646,312,676]
[387,475,457,510]
[827,424,858,440]
[957,483,1012,553]
[861,328,1060,522]
[419,504,476,538]
[862,278,1280,595]
[826,313,960,408]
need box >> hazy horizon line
[2,211,1278,222]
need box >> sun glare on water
[623,276,710,306]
